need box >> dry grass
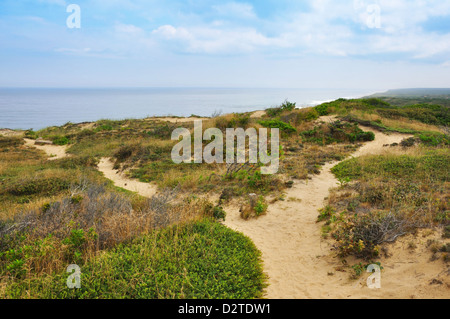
[0,183,213,278]
[347,110,443,133]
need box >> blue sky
[1,0,450,89]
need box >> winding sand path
[97,158,158,197]
[23,138,157,197]
[224,128,449,299]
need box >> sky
[0,0,450,89]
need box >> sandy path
[97,158,157,197]
[224,127,449,299]
[23,137,157,197]
[23,138,69,160]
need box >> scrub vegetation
[1,96,448,297]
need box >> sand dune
[21,122,449,298]
[224,127,449,299]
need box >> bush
[51,136,70,145]
[280,100,296,111]
[300,121,374,145]
[400,137,416,148]
[24,130,38,140]
[229,113,251,128]
[265,100,297,117]
[254,196,268,216]
[0,137,23,148]
[333,212,411,259]
[418,132,449,146]
[258,119,297,134]
[212,206,227,221]
[265,107,283,118]
[6,175,72,196]
[4,220,267,299]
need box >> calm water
[0,88,375,130]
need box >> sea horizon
[0,87,377,130]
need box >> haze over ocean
[0,88,374,130]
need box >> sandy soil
[250,110,266,118]
[224,127,449,299]
[23,138,69,160]
[97,158,158,198]
[0,129,23,137]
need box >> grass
[321,147,449,259]
[314,97,448,134]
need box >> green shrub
[51,136,70,145]
[6,175,73,196]
[418,132,449,146]
[258,119,297,134]
[254,196,268,216]
[94,124,114,132]
[315,104,330,116]
[25,130,38,140]
[229,113,251,128]
[280,100,296,111]
[265,107,283,117]
[212,206,226,221]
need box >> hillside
[367,88,450,107]
[0,98,448,299]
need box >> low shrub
[3,220,266,299]
[51,136,70,146]
[418,132,449,146]
[258,119,297,134]
[0,137,23,148]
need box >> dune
[21,117,449,299]
[223,126,448,299]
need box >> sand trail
[97,158,157,198]
[224,127,449,299]
[24,138,69,160]
[23,137,157,197]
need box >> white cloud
[212,2,256,19]
[29,0,450,62]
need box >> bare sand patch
[0,129,23,138]
[250,110,266,118]
[352,125,413,158]
[23,138,69,160]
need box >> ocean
[0,88,376,130]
